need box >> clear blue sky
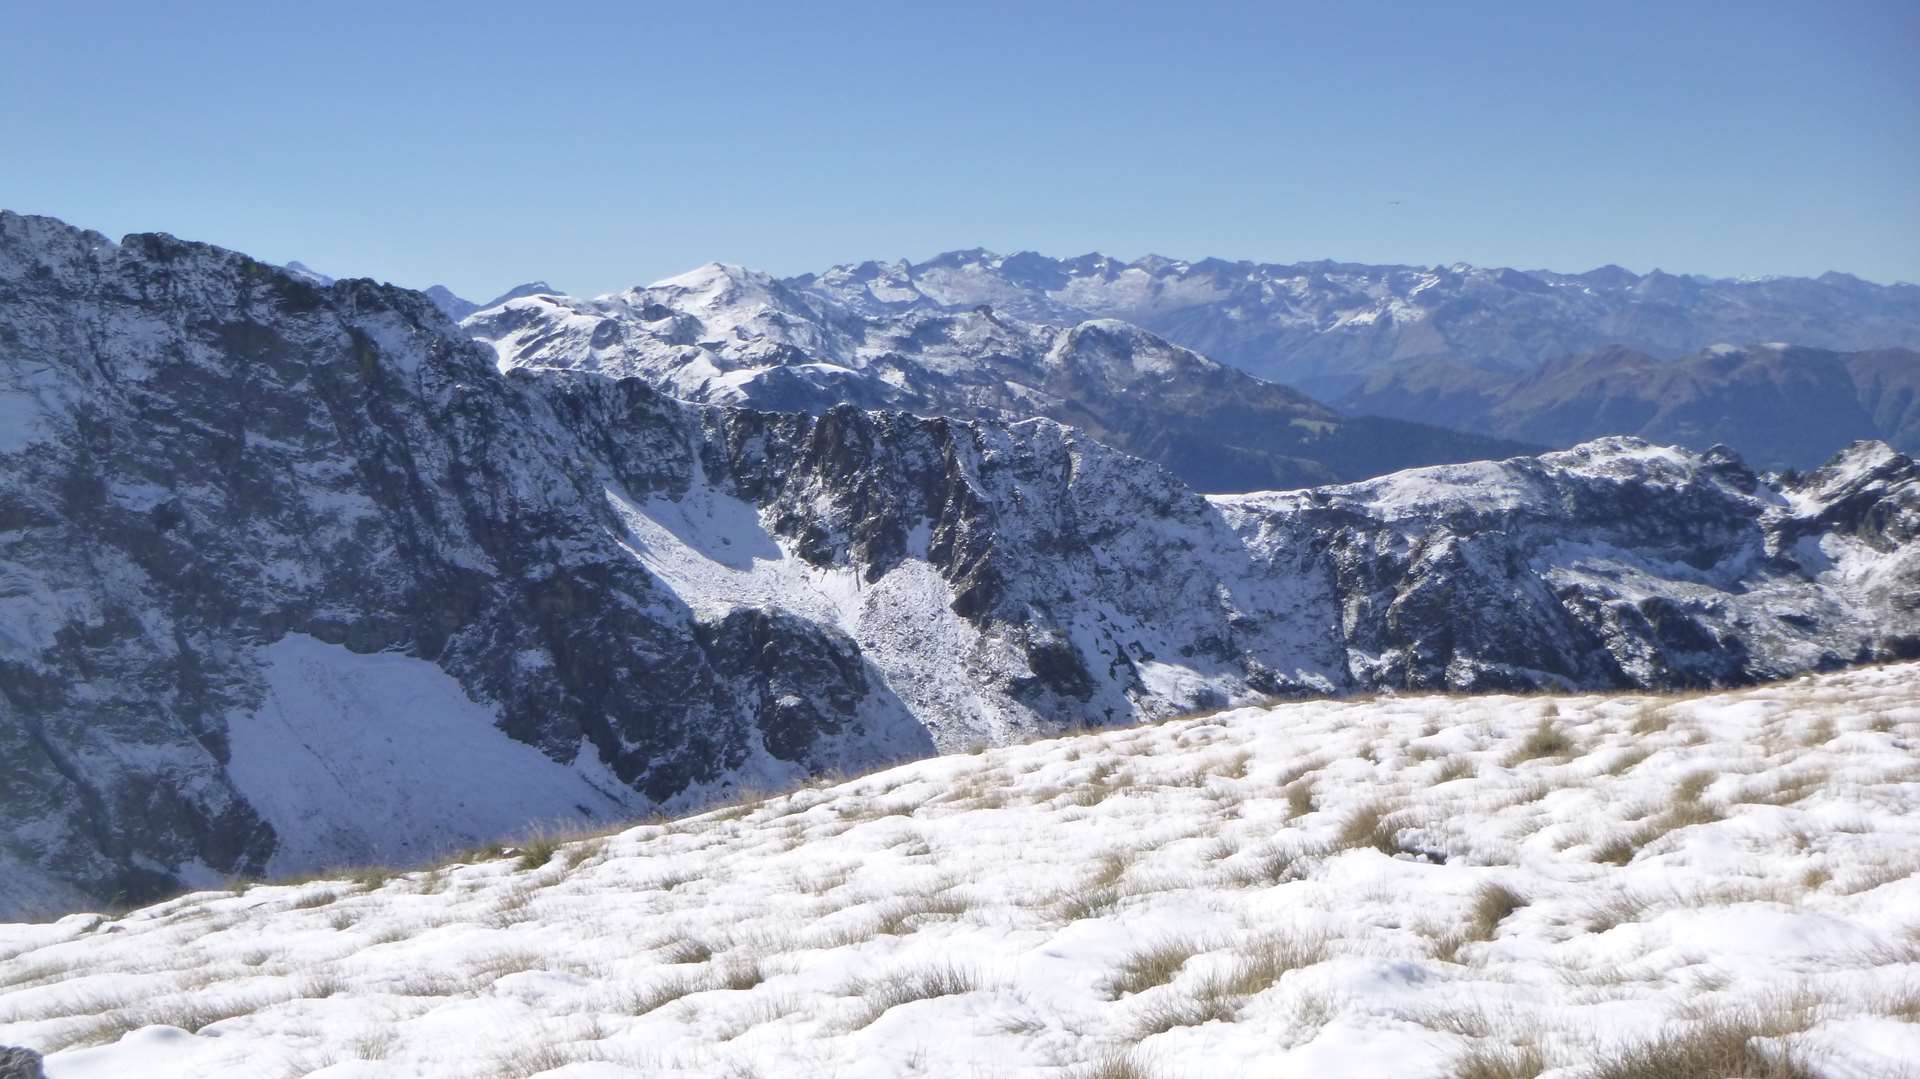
[6,2,1916,299]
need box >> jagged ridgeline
[463,263,1539,495]
[1,211,1916,918]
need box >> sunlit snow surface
[225,635,639,876]
[3,665,1917,1078]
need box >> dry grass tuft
[492,1041,575,1079]
[1215,931,1332,995]
[1131,980,1238,1036]
[1509,719,1574,763]
[1336,801,1405,855]
[467,950,544,987]
[1285,779,1316,819]
[660,938,716,965]
[1629,706,1673,735]
[1593,776,1728,865]
[350,1027,397,1060]
[622,973,709,1017]
[350,866,392,891]
[1436,881,1530,962]
[1604,747,1653,776]
[1055,852,1136,921]
[872,889,970,935]
[1587,1007,1821,1079]
[1107,938,1202,998]
[845,962,980,1030]
[1737,770,1828,807]
[1469,881,1529,935]
[1452,1042,1547,1079]
[40,990,290,1052]
[1065,1051,1165,1079]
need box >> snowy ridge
[2,664,1916,1077]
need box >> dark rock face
[3,212,1915,919]
[0,215,934,916]
[0,1046,44,1079]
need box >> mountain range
[465,263,1533,493]
[443,250,1920,478]
[1336,343,1920,470]
[3,211,1916,917]
[786,250,1920,398]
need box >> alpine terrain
[2,211,1917,925]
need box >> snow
[5,663,1916,1077]
[602,484,864,630]
[647,262,759,294]
[0,361,67,454]
[0,388,47,454]
[223,635,640,875]
[599,479,1033,748]
[1219,436,1722,524]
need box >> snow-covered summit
[646,260,780,295]
[280,260,333,286]
[3,664,1915,1077]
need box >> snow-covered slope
[2,210,1917,920]
[3,664,1916,1078]
[792,251,1920,399]
[465,265,1535,493]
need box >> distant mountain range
[1336,344,1920,471]
[466,264,1534,493]
[446,251,1920,481]
[788,250,1920,401]
[423,280,561,323]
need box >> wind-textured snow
[3,664,1916,1078]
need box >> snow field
[1,664,1916,1078]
